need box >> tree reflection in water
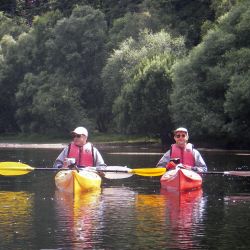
[0,191,34,248]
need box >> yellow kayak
[55,169,101,194]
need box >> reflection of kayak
[54,189,101,249]
[160,187,203,202]
[160,168,202,192]
[160,188,203,224]
[160,188,204,249]
[55,169,101,194]
[55,188,101,209]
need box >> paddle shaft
[35,167,166,176]
[1,162,249,177]
[203,171,250,177]
[0,162,165,177]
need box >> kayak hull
[55,169,101,194]
[160,168,202,192]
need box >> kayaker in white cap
[156,127,207,172]
[53,126,106,170]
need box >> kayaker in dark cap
[156,127,207,172]
[53,126,106,170]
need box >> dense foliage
[170,0,250,146]
[0,0,249,147]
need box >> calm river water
[0,145,250,249]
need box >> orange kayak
[55,169,101,194]
[160,168,202,192]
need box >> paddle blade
[0,162,34,176]
[131,167,166,177]
[102,166,133,179]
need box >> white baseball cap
[174,127,188,135]
[71,127,88,137]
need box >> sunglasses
[175,134,186,138]
[72,134,82,138]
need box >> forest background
[0,0,249,149]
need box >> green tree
[0,11,28,40]
[143,0,215,47]
[107,11,159,50]
[0,10,61,133]
[16,72,90,134]
[113,54,177,144]
[0,33,31,133]
[13,5,107,134]
[224,72,250,143]
[210,0,240,19]
[48,0,86,16]
[170,0,250,146]
[85,0,144,26]
[223,49,250,144]
[170,29,235,138]
[46,0,144,26]
[102,30,185,138]
[48,5,107,130]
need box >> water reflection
[54,186,206,249]
[160,189,205,249]
[224,193,250,204]
[0,191,34,248]
[54,187,139,249]
[54,189,101,249]
[1,147,250,249]
[135,189,205,249]
[135,193,168,248]
[100,187,139,249]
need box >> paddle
[202,171,250,177]
[100,166,166,179]
[0,162,166,178]
[174,163,250,177]
[2,162,248,178]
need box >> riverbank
[0,133,249,152]
[0,143,67,149]
[0,140,161,149]
[1,142,250,154]
[0,133,160,149]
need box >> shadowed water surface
[0,146,250,249]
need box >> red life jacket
[67,142,94,167]
[170,143,195,167]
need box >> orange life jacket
[170,143,195,167]
[67,142,94,167]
